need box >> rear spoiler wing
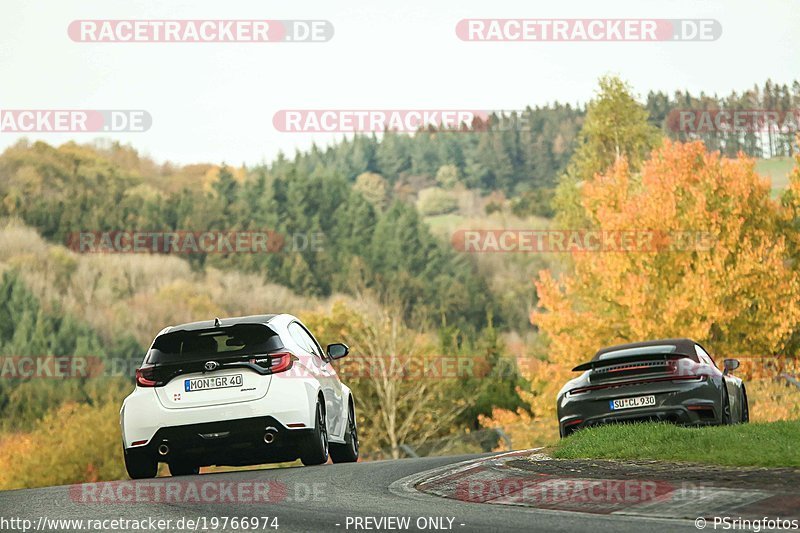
[571,352,693,372]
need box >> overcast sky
[1,0,797,165]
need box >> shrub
[416,187,458,216]
[484,201,503,215]
[509,189,555,218]
[0,382,131,489]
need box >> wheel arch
[341,383,354,410]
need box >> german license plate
[184,374,243,392]
[609,395,656,410]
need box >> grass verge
[755,156,794,197]
[552,420,800,468]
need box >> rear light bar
[136,351,296,388]
[606,364,653,373]
[569,374,705,396]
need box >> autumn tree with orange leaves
[534,140,800,370]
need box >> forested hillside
[0,141,495,334]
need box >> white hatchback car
[120,314,359,478]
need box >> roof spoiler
[572,352,692,372]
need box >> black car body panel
[126,416,312,467]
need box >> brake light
[268,352,294,374]
[135,367,158,387]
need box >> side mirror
[723,358,740,375]
[326,343,349,360]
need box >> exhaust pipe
[158,443,170,456]
[264,427,278,444]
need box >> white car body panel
[120,314,350,449]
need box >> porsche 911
[557,338,748,438]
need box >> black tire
[301,400,329,466]
[124,448,158,479]
[330,402,359,463]
[168,461,200,476]
[741,386,750,423]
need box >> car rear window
[146,324,282,364]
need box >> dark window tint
[147,324,282,364]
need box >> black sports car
[557,338,748,438]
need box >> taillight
[248,352,295,374]
[135,366,158,387]
[268,352,294,374]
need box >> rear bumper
[121,375,318,449]
[124,416,313,466]
[557,376,723,436]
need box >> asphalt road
[0,454,699,533]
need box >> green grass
[423,213,467,234]
[553,421,800,468]
[755,157,795,196]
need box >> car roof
[593,338,700,361]
[163,314,279,333]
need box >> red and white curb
[391,450,800,522]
